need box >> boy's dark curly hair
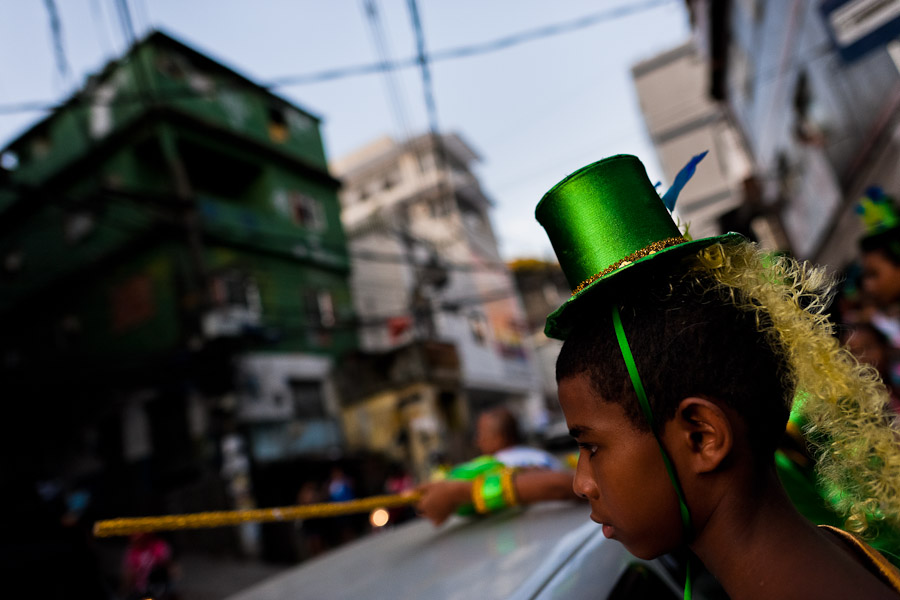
[860,228,900,265]
[556,266,792,458]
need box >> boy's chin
[618,539,671,561]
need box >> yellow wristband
[472,474,489,513]
[500,468,518,507]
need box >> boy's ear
[667,397,734,474]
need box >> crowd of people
[835,211,900,417]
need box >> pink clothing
[124,536,171,592]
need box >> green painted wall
[142,42,328,168]
[4,34,327,188]
[0,199,158,314]
[206,245,356,357]
[0,31,356,370]
[76,243,184,362]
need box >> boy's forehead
[559,375,630,432]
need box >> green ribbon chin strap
[611,304,693,600]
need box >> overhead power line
[89,0,117,59]
[42,0,71,83]
[362,0,415,143]
[406,0,440,140]
[0,0,676,115]
[113,0,138,45]
[270,0,674,87]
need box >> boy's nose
[573,455,598,499]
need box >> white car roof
[225,501,694,600]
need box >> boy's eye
[578,442,599,458]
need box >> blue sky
[0,0,692,259]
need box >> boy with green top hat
[415,153,900,597]
[540,154,900,598]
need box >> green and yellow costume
[439,456,519,516]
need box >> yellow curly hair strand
[691,239,900,536]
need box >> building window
[468,311,489,345]
[305,289,335,328]
[382,169,400,191]
[429,198,449,218]
[156,52,187,80]
[418,151,435,173]
[31,130,52,159]
[792,71,827,146]
[268,106,289,143]
[728,42,755,101]
[289,379,326,420]
[289,192,326,231]
[204,271,262,338]
[359,178,382,201]
[211,270,261,314]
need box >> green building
[0,31,356,549]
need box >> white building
[332,133,546,432]
[632,42,774,245]
[686,0,900,266]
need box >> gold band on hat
[571,236,687,296]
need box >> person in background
[861,228,900,312]
[122,532,179,600]
[327,467,354,503]
[326,466,359,545]
[858,190,900,350]
[296,481,326,560]
[840,322,900,415]
[384,464,416,526]
[416,407,576,525]
[476,406,563,470]
[1,473,112,599]
[855,189,900,404]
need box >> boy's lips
[589,513,615,538]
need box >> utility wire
[89,0,117,61]
[130,0,152,35]
[269,0,676,87]
[362,0,416,144]
[42,0,71,84]
[0,0,677,115]
[113,0,138,46]
[406,0,440,141]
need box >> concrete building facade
[332,133,545,451]
[689,0,900,267]
[632,41,763,243]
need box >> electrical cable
[0,0,678,115]
[89,0,118,61]
[268,0,677,88]
[113,0,138,46]
[42,0,72,85]
[363,0,416,145]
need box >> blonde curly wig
[692,239,900,535]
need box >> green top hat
[536,154,742,340]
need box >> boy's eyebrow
[569,426,585,439]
